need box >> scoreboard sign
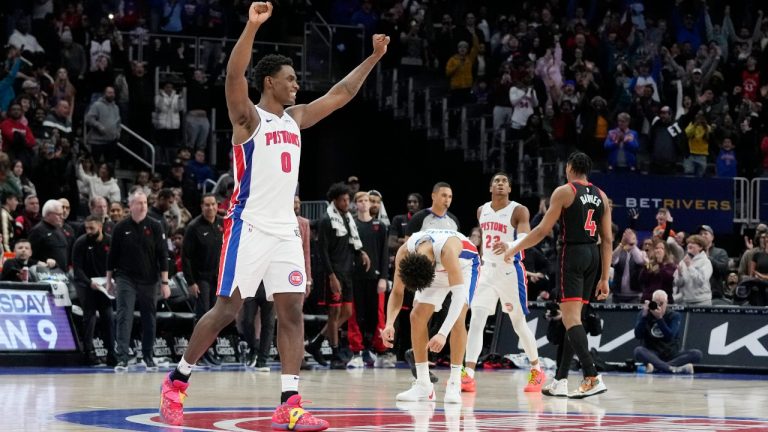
[0,289,77,351]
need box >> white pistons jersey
[227,105,301,239]
[479,201,522,263]
[406,229,478,272]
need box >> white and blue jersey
[216,106,307,300]
[474,201,529,314]
[406,229,481,305]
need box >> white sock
[450,364,462,382]
[531,361,541,371]
[416,362,430,384]
[281,374,300,393]
[465,367,475,378]
[177,357,193,375]
[509,309,540,366]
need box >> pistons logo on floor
[288,270,304,286]
[56,407,768,431]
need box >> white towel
[327,202,363,250]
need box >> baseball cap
[698,225,714,235]
[347,176,359,184]
[692,68,703,74]
[171,159,185,169]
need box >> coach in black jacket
[72,215,115,365]
[106,189,170,370]
[182,194,223,317]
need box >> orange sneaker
[159,373,188,426]
[460,369,476,393]
[523,368,544,392]
[271,394,329,431]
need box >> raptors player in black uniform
[504,152,612,398]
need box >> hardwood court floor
[2,366,767,431]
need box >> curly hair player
[381,229,480,403]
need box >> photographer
[633,290,701,374]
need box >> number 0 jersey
[227,105,301,239]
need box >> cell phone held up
[648,300,658,311]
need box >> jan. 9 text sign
[0,289,77,351]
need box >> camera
[648,300,658,311]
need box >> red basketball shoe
[159,373,188,426]
[523,367,544,392]
[271,395,329,431]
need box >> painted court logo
[56,407,768,431]
[288,271,304,286]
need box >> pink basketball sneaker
[159,373,189,426]
[271,394,329,431]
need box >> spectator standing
[509,77,539,132]
[739,225,768,279]
[43,100,74,142]
[697,225,729,301]
[185,69,213,151]
[77,162,121,204]
[648,106,684,175]
[446,38,478,107]
[633,290,701,374]
[27,199,69,270]
[72,215,115,366]
[610,228,646,303]
[186,149,215,190]
[673,234,712,306]
[683,111,712,176]
[164,159,199,214]
[15,194,40,240]
[106,190,170,371]
[638,238,678,303]
[153,81,184,163]
[604,112,639,171]
[85,86,121,163]
[716,137,737,178]
[10,160,36,198]
[0,193,19,252]
[0,103,36,166]
[59,29,87,84]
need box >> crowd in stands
[1,1,767,371]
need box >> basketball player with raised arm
[504,152,612,398]
[381,229,480,404]
[159,3,389,429]
[462,173,543,394]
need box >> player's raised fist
[249,2,273,24]
[372,34,390,57]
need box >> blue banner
[0,289,77,351]
[590,173,734,234]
